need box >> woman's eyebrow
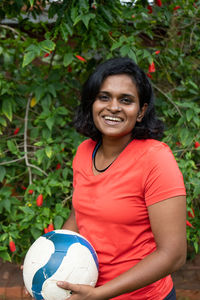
[98,91,136,98]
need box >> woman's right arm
[62,205,79,233]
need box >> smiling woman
[59,57,187,300]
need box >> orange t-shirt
[72,139,186,300]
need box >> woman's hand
[57,281,103,300]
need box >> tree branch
[24,95,33,185]
[0,24,26,41]
[0,157,25,166]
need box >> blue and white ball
[23,229,99,300]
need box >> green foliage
[0,0,200,263]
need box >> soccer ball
[23,229,99,300]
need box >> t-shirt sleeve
[144,143,186,206]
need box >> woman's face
[92,74,148,141]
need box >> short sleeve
[143,143,186,206]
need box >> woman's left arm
[57,195,186,300]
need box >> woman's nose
[107,98,121,112]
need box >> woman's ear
[136,103,148,122]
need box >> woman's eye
[121,98,132,104]
[98,95,109,101]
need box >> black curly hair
[74,57,164,141]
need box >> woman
[57,57,186,299]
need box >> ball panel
[23,237,55,296]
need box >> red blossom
[194,141,200,148]
[176,142,181,147]
[47,223,54,232]
[44,51,52,58]
[9,240,16,252]
[44,227,49,234]
[148,61,156,73]
[186,220,194,228]
[75,55,86,62]
[188,208,195,218]
[146,72,152,79]
[56,163,61,170]
[173,6,181,11]
[156,0,162,7]
[28,189,34,195]
[155,50,160,55]
[14,128,20,135]
[36,194,43,207]
[21,185,27,190]
[147,5,153,14]
[131,15,135,18]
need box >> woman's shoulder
[76,138,96,155]
[134,139,170,151]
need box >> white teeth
[104,116,121,122]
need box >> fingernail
[57,281,64,286]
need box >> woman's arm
[57,195,186,300]
[62,205,79,233]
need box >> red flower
[56,163,61,170]
[21,185,27,190]
[188,208,195,218]
[194,141,200,148]
[44,227,49,234]
[155,50,160,55]
[148,61,156,73]
[47,223,54,232]
[44,51,52,58]
[9,240,16,252]
[173,6,181,11]
[36,194,43,207]
[147,5,153,14]
[44,223,54,234]
[28,189,34,195]
[75,55,86,62]
[146,72,152,79]
[131,15,135,18]
[176,142,181,147]
[186,220,194,228]
[14,128,20,135]
[156,0,162,7]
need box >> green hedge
[0,0,199,263]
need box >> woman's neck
[100,135,133,159]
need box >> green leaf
[45,146,53,158]
[0,250,11,262]
[63,53,74,67]
[0,116,7,126]
[186,110,194,122]
[39,40,55,52]
[29,0,34,6]
[22,51,36,67]
[48,85,56,98]
[7,140,17,155]
[35,86,45,102]
[120,45,130,57]
[2,99,12,121]
[45,116,55,131]
[81,13,95,29]
[54,215,64,229]
[31,227,41,240]
[0,166,6,182]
